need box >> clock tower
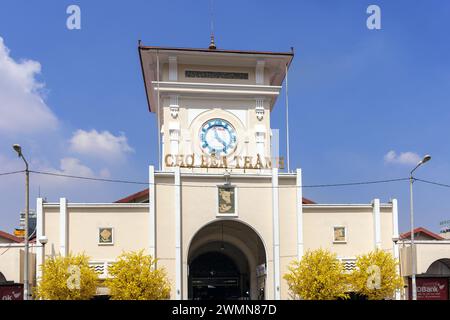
[138,43,293,173]
[33,40,399,303]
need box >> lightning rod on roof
[208,0,217,50]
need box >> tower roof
[138,43,294,112]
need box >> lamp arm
[410,162,422,176]
[20,154,29,171]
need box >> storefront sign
[0,284,23,300]
[165,154,285,170]
[409,278,449,300]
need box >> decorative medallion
[218,186,236,215]
[333,226,346,242]
[99,227,113,245]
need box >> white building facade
[32,43,402,300]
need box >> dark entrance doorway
[189,251,249,300]
[187,220,267,300]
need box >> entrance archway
[188,220,267,300]
[426,258,450,276]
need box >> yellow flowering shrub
[349,249,403,300]
[283,248,349,300]
[34,253,98,300]
[105,250,170,300]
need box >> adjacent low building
[0,231,34,300]
[399,227,450,300]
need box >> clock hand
[214,129,227,147]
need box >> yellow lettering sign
[163,154,285,170]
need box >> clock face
[200,119,237,156]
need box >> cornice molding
[153,81,281,97]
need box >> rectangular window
[185,70,249,80]
[98,227,114,245]
[333,226,347,243]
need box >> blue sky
[0,1,449,234]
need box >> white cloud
[0,38,135,232]
[59,157,95,177]
[42,157,112,181]
[10,156,107,183]
[0,37,58,133]
[17,157,111,191]
[384,150,421,165]
[69,129,134,161]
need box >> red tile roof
[302,197,316,204]
[400,227,444,240]
[116,188,316,204]
[115,188,150,203]
[0,230,22,243]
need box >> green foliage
[283,248,350,300]
[34,253,98,300]
[349,249,403,300]
[105,250,171,300]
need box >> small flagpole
[156,50,161,171]
[285,63,290,173]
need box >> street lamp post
[409,154,431,300]
[12,144,30,300]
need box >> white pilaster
[392,199,399,255]
[59,198,68,257]
[296,169,304,260]
[255,124,266,158]
[373,198,381,249]
[272,168,280,300]
[161,126,165,167]
[36,198,44,281]
[174,167,182,299]
[169,122,180,156]
[149,166,156,259]
[392,199,401,300]
[168,56,178,81]
[256,60,265,85]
